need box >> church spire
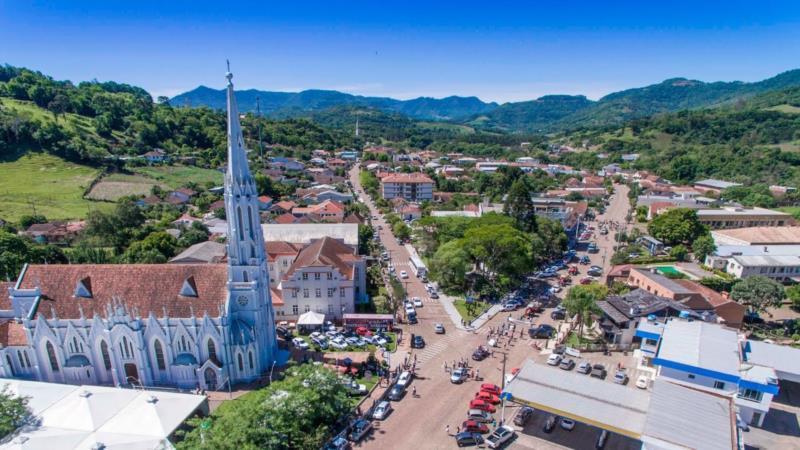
[225,62,253,185]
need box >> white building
[724,254,800,282]
[380,173,434,202]
[0,70,279,391]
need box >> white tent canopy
[297,311,325,326]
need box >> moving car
[400,270,409,279]
[291,338,309,350]
[467,408,493,423]
[547,354,563,366]
[411,335,425,349]
[486,425,515,449]
[372,401,392,420]
[580,256,591,264]
[455,432,484,448]
[434,323,445,334]
[543,415,556,433]
[451,367,468,384]
[529,324,555,339]
[513,407,534,426]
[636,374,649,389]
[560,418,576,431]
[348,418,373,442]
[474,391,500,405]
[590,364,607,379]
[387,384,405,401]
[412,297,423,307]
[480,383,501,396]
[469,398,497,413]
[577,361,592,374]
[461,420,490,434]
[613,370,629,385]
[472,346,490,361]
[559,358,576,371]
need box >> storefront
[343,314,395,331]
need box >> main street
[347,165,635,449]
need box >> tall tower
[223,65,277,377]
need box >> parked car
[413,297,423,307]
[474,391,500,405]
[502,303,518,311]
[587,269,603,277]
[636,374,649,389]
[451,367,469,384]
[397,371,412,387]
[347,380,368,396]
[469,398,497,413]
[559,358,576,371]
[548,286,562,294]
[372,401,392,420]
[480,383,501,396]
[387,384,405,401]
[513,407,534,426]
[577,361,592,374]
[587,243,599,253]
[430,291,439,299]
[579,256,591,264]
[543,415,556,433]
[529,324,555,339]
[411,335,425,349]
[547,354,563,366]
[325,436,350,450]
[486,425,515,449]
[596,430,609,449]
[276,326,292,339]
[472,346,490,361]
[550,309,566,320]
[590,364,607,379]
[400,270,409,279]
[348,418,373,442]
[407,312,418,324]
[461,420,490,434]
[291,337,309,350]
[613,370,628,385]
[455,432,484,447]
[560,418,576,431]
[467,409,493,423]
[434,323,445,334]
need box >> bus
[408,255,428,279]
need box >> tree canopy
[647,208,707,246]
[730,275,785,314]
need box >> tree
[429,240,471,291]
[392,222,410,241]
[786,285,800,311]
[357,225,373,255]
[562,284,606,338]
[18,214,47,229]
[647,208,706,246]
[47,93,70,121]
[669,244,689,262]
[692,235,716,262]
[503,178,537,232]
[730,275,785,314]
[0,386,30,439]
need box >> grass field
[86,173,167,201]
[132,165,223,189]
[765,104,800,114]
[0,152,112,221]
[453,299,490,323]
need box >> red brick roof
[0,282,12,310]
[380,173,433,184]
[266,241,303,260]
[274,213,297,224]
[0,322,28,347]
[286,237,359,280]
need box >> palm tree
[562,284,606,339]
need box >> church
[0,69,279,390]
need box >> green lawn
[132,165,223,189]
[765,104,800,114]
[0,152,112,221]
[453,299,490,323]
[778,206,800,220]
[86,173,166,201]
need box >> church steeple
[225,62,255,187]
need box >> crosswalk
[409,334,461,368]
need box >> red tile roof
[380,173,434,184]
[274,213,297,224]
[0,322,28,347]
[0,281,12,310]
[286,237,359,280]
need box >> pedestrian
[476,369,480,380]
[413,386,417,397]
[446,424,450,435]
[456,426,460,434]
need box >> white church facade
[0,69,279,390]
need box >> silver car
[372,401,392,420]
[450,367,468,384]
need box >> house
[697,207,794,229]
[380,173,434,202]
[270,200,297,214]
[172,213,201,227]
[637,236,664,255]
[170,241,227,264]
[166,189,195,205]
[605,264,634,287]
[397,204,422,221]
[596,289,694,347]
[269,157,305,171]
[693,178,743,194]
[20,221,84,244]
[142,148,168,163]
[326,158,348,169]
[291,200,345,222]
[257,195,273,210]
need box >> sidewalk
[437,293,503,331]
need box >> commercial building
[711,226,800,246]
[723,254,800,282]
[380,173,434,202]
[696,207,794,230]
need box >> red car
[474,391,500,404]
[355,326,371,336]
[461,420,490,434]
[480,383,501,396]
[468,398,497,413]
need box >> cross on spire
[226,60,233,85]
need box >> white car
[291,338,309,350]
[373,335,388,346]
[405,305,415,316]
[636,374,649,389]
[413,297,423,307]
[400,270,409,279]
[372,401,392,420]
[486,425,515,449]
[397,371,412,387]
[329,338,348,350]
[560,418,575,431]
[450,367,468,384]
[547,354,563,366]
[434,323,445,334]
[548,286,562,294]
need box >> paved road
[583,183,631,279]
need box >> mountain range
[171,69,800,132]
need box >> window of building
[238,353,244,372]
[5,355,14,376]
[340,288,346,297]
[328,288,335,297]
[17,351,25,368]
[303,289,309,298]
[46,341,59,372]
[248,351,254,370]
[23,351,30,368]
[315,273,321,280]
[738,387,763,402]
[154,340,166,371]
[282,259,288,267]
[207,339,217,363]
[713,381,725,390]
[315,288,321,298]
[100,341,111,370]
[327,272,333,280]
[292,289,297,298]
[328,304,334,314]
[687,374,695,379]
[304,305,310,313]
[302,273,308,280]
[292,305,299,315]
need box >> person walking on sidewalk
[446,424,450,436]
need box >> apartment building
[380,173,434,201]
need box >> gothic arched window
[46,341,59,372]
[247,207,255,240]
[100,341,111,370]
[207,339,217,363]
[248,351,254,370]
[237,207,245,240]
[154,340,166,371]
[237,353,244,372]
[5,355,14,376]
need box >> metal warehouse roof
[655,319,741,378]
[504,360,651,438]
[643,379,737,450]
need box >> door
[751,411,762,426]
[204,367,218,390]
[124,363,138,383]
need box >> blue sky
[2,1,800,103]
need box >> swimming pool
[655,266,681,276]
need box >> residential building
[291,200,346,221]
[724,254,800,282]
[637,236,664,255]
[0,71,279,391]
[261,223,359,247]
[169,241,227,264]
[697,207,793,229]
[142,148,168,164]
[693,178,743,194]
[596,289,695,347]
[380,173,434,201]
